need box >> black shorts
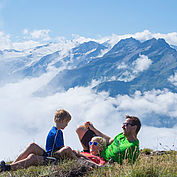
[81,129,96,152]
[42,145,63,157]
[42,150,61,165]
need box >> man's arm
[85,122,112,144]
[108,138,114,145]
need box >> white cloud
[0,30,49,51]
[0,73,177,161]
[30,29,51,41]
[131,30,154,41]
[153,32,177,46]
[115,55,152,82]
[1,29,177,52]
[133,55,152,73]
[22,29,51,41]
[71,34,95,44]
[115,89,177,118]
[139,125,177,150]
[97,33,133,48]
[12,40,41,50]
[97,30,177,48]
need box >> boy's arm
[85,122,112,144]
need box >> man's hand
[84,121,111,143]
[84,121,94,130]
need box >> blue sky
[0,0,177,41]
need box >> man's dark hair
[126,115,141,134]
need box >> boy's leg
[76,125,96,152]
[53,146,77,159]
[13,143,45,163]
[10,154,44,171]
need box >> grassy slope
[1,151,177,177]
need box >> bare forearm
[86,123,111,143]
[93,128,110,141]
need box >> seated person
[0,109,74,172]
[76,115,141,165]
[55,136,107,168]
[78,136,107,166]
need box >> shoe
[0,161,11,172]
[43,156,58,165]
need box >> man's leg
[13,143,45,163]
[76,125,96,152]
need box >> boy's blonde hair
[54,109,71,123]
[91,136,106,149]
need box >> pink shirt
[80,152,105,165]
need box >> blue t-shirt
[45,126,64,155]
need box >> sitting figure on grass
[48,135,107,168]
[73,136,107,167]
[0,109,74,172]
[76,115,141,165]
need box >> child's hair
[54,109,71,122]
[91,136,106,149]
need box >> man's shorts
[81,129,96,152]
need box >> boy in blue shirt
[0,109,72,172]
[45,109,71,156]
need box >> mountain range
[37,38,177,97]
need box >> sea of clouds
[0,30,177,161]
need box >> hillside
[1,150,176,177]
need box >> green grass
[1,151,176,177]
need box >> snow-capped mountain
[38,38,177,97]
[1,37,177,95]
[0,40,109,86]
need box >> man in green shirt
[76,115,141,164]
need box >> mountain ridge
[41,37,177,97]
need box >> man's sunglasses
[89,141,98,146]
[123,123,135,126]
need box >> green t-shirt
[101,133,139,164]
